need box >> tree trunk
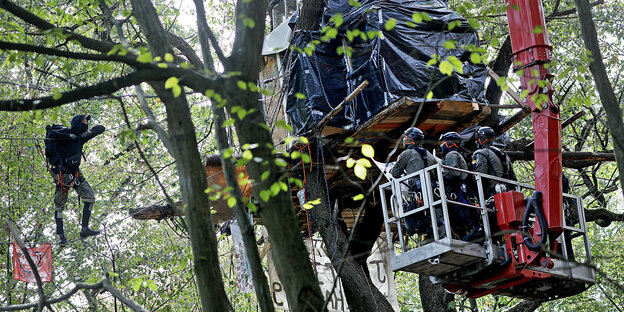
[483,35,512,128]
[297,0,324,31]
[130,0,233,311]
[306,165,394,311]
[574,0,624,198]
[224,1,325,310]
[419,275,455,312]
[192,0,275,309]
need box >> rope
[296,141,316,274]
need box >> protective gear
[80,202,100,238]
[440,131,462,155]
[54,211,68,246]
[475,126,496,148]
[403,127,424,149]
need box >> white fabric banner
[267,234,399,311]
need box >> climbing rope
[295,140,316,274]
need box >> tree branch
[0,0,115,53]
[0,69,221,111]
[5,219,45,312]
[0,41,142,68]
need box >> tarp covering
[286,0,487,135]
[12,243,53,283]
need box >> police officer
[439,132,476,237]
[471,126,516,240]
[472,126,517,198]
[391,127,437,237]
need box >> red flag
[12,243,53,283]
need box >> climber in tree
[48,115,105,246]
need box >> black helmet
[439,131,462,143]
[440,131,461,154]
[475,126,495,147]
[403,127,424,148]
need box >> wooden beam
[488,67,523,105]
[494,106,532,134]
[129,202,184,220]
[317,80,369,129]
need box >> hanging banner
[230,221,255,293]
[12,243,53,283]
[267,235,399,311]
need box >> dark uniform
[391,128,437,236]
[471,126,516,240]
[439,132,476,238]
[48,115,105,245]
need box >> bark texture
[418,276,455,312]
[574,0,624,198]
[130,0,233,311]
[306,166,394,312]
[224,0,325,310]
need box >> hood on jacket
[70,115,90,134]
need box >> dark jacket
[472,145,516,193]
[391,146,437,187]
[443,150,468,182]
[48,115,105,172]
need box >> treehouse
[131,0,596,301]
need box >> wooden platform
[202,97,491,230]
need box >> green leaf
[344,137,354,144]
[146,280,158,291]
[531,25,543,34]
[247,202,257,212]
[132,278,143,292]
[172,85,181,98]
[346,158,356,168]
[348,0,361,7]
[164,53,174,62]
[384,18,397,31]
[470,52,482,64]
[361,144,374,158]
[330,13,343,27]
[270,183,280,195]
[448,56,464,74]
[136,52,152,63]
[275,158,287,167]
[52,89,62,100]
[237,80,247,90]
[295,93,306,99]
[443,40,456,50]
[352,194,365,201]
[354,164,367,180]
[439,60,453,76]
[412,12,423,23]
[426,91,434,100]
[261,171,270,181]
[259,190,271,202]
[242,150,253,160]
[357,158,371,168]
[165,77,179,89]
[227,197,237,208]
[243,17,255,28]
[496,76,509,91]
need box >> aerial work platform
[378,163,595,300]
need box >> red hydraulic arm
[506,0,563,243]
[444,0,565,298]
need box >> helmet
[403,127,424,148]
[439,132,462,143]
[475,126,495,147]
[439,132,462,154]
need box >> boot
[54,211,68,246]
[80,203,100,238]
